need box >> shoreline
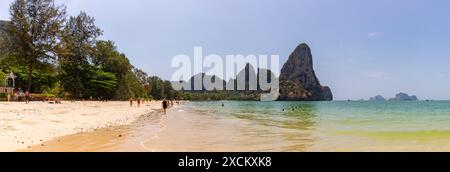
[22,102,312,152]
[22,108,167,152]
[13,101,450,152]
[0,101,160,152]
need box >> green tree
[164,81,178,100]
[148,76,165,100]
[92,40,146,99]
[8,64,58,93]
[8,0,66,92]
[132,67,149,98]
[0,70,6,87]
[85,66,118,99]
[59,11,102,98]
[0,21,8,58]
[92,40,116,67]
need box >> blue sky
[1,0,450,100]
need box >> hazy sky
[1,0,450,100]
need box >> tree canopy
[0,0,180,101]
[8,0,66,92]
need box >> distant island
[389,93,418,101]
[369,93,418,101]
[369,95,386,101]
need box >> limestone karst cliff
[279,43,333,101]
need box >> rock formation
[369,95,386,101]
[389,93,418,101]
[279,43,333,101]
[181,63,276,93]
[177,73,226,92]
[177,43,333,101]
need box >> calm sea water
[183,101,450,151]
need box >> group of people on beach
[4,90,30,104]
[129,97,151,108]
[129,97,178,115]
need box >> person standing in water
[162,99,168,114]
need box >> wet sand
[24,110,164,152]
[20,101,450,152]
[23,104,312,152]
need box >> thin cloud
[368,32,384,37]
[363,71,392,80]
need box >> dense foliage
[0,70,5,87]
[7,0,66,92]
[0,0,179,100]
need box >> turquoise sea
[182,101,450,151]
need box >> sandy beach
[0,101,162,152]
[11,101,450,152]
[24,103,312,152]
[22,106,260,152]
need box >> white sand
[0,101,159,152]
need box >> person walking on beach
[7,93,10,102]
[162,99,168,114]
[14,92,18,101]
[137,97,141,108]
[25,90,30,104]
[129,97,133,107]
